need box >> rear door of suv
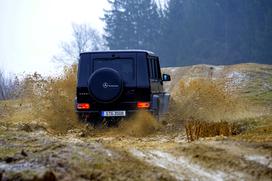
[91,52,138,105]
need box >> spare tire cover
[88,68,123,103]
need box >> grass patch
[240,72,272,106]
[246,91,272,106]
[185,119,241,142]
[0,100,16,119]
[234,116,272,142]
[184,116,272,142]
[0,147,19,158]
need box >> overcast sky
[0,0,110,75]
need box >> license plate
[101,111,126,117]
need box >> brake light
[137,102,150,109]
[77,103,90,110]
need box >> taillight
[137,102,150,109]
[77,103,90,110]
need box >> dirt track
[0,125,271,181]
[1,63,271,180]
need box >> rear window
[93,58,135,82]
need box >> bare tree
[54,23,107,65]
[0,70,5,100]
[0,69,16,100]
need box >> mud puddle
[245,155,272,168]
[100,135,272,181]
[200,140,272,169]
[0,161,45,172]
[0,127,175,181]
[130,149,230,181]
[1,120,272,181]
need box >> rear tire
[77,113,121,128]
[77,113,102,127]
[152,110,160,121]
[105,117,121,127]
[77,113,88,123]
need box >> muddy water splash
[173,78,251,122]
[115,111,160,136]
[118,111,161,137]
[8,65,84,134]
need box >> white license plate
[101,111,126,117]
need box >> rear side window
[148,57,161,80]
[155,59,162,79]
[153,59,158,78]
[93,58,135,83]
[148,59,154,79]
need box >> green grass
[233,116,272,142]
[0,147,19,158]
[240,74,272,106]
[244,90,272,106]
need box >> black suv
[75,50,171,123]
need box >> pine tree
[103,0,161,51]
[160,0,184,66]
[103,0,272,66]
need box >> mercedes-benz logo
[102,82,109,88]
[102,82,119,89]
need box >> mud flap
[160,93,170,114]
[151,95,159,110]
[152,93,170,115]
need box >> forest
[103,0,272,67]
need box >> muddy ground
[1,63,272,181]
[0,122,271,181]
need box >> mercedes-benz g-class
[75,50,171,123]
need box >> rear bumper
[75,98,155,117]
